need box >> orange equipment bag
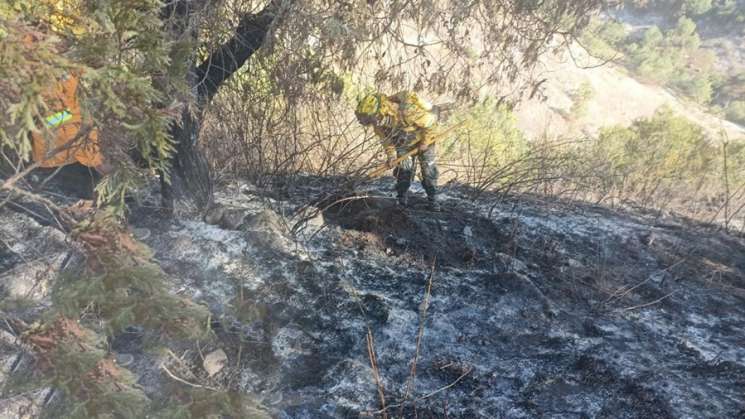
[31,73,103,169]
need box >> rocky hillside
[2,178,744,418]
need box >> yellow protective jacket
[372,91,438,159]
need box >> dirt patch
[323,196,509,267]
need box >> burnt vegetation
[2,0,745,417]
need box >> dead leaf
[203,349,228,377]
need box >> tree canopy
[1,0,607,213]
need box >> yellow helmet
[355,93,382,125]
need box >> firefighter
[356,91,441,211]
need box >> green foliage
[626,26,675,83]
[6,208,270,419]
[682,0,714,15]
[621,17,722,104]
[570,81,596,118]
[93,166,147,218]
[716,71,745,104]
[52,209,209,339]
[669,16,700,50]
[53,263,209,339]
[726,101,745,125]
[2,0,181,215]
[153,388,271,419]
[724,140,745,184]
[626,18,701,84]
[0,17,77,161]
[617,1,742,107]
[445,99,527,164]
[550,103,745,224]
[6,209,222,417]
[624,0,713,17]
[74,1,180,211]
[580,17,628,60]
[441,99,528,188]
[712,0,745,24]
[588,107,714,199]
[23,317,150,419]
[672,72,714,103]
[582,13,721,104]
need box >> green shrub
[623,17,724,104]
[669,17,701,50]
[627,26,677,83]
[444,99,527,165]
[22,316,150,419]
[715,72,745,105]
[441,99,528,189]
[588,107,715,200]
[672,72,714,104]
[624,0,712,17]
[713,0,745,23]
[580,17,628,60]
[53,209,210,339]
[726,101,745,125]
[570,81,596,118]
[682,0,713,16]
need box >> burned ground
[322,194,510,268]
[1,179,744,418]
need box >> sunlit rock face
[2,180,744,417]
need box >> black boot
[397,193,409,207]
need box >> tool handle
[368,121,465,179]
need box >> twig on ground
[368,367,473,416]
[621,291,676,311]
[399,258,437,416]
[196,341,205,364]
[236,342,243,369]
[2,185,75,228]
[366,330,387,419]
[604,258,686,305]
[167,349,194,373]
[160,363,220,391]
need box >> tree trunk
[161,107,212,214]
[160,0,287,215]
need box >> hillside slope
[514,45,745,141]
[2,179,744,417]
